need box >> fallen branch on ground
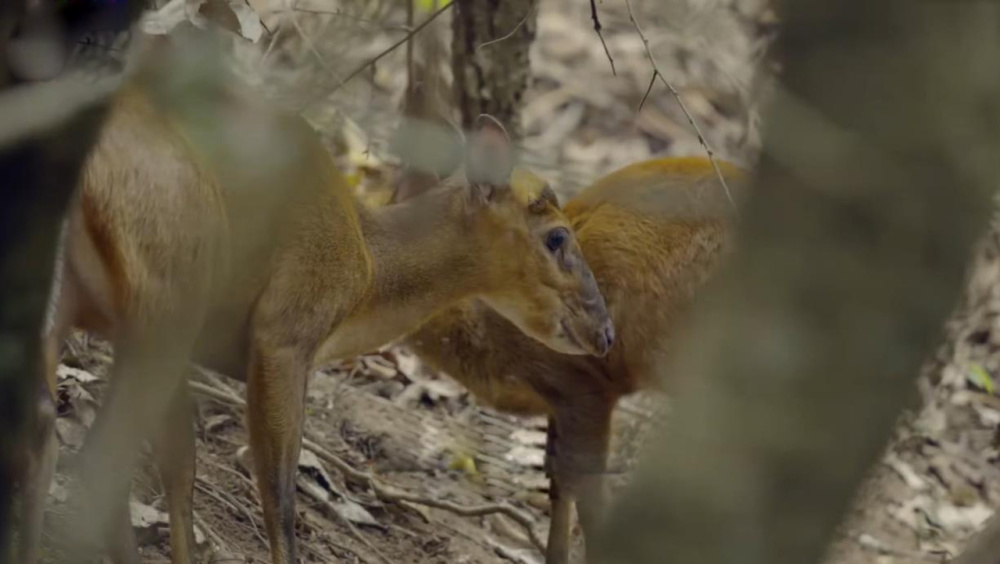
[297,475,390,564]
[193,509,230,554]
[187,376,546,552]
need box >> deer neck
[317,188,486,361]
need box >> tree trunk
[952,511,1000,564]
[594,2,1000,564]
[0,2,147,557]
[452,0,536,139]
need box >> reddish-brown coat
[402,156,743,564]
[19,71,614,564]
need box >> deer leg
[154,382,197,564]
[105,494,140,564]
[552,397,614,564]
[66,324,202,563]
[545,416,572,564]
[246,341,309,564]
[16,382,58,564]
[101,340,199,564]
[18,252,79,564]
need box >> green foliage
[414,0,451,14]
[968,363,995,395]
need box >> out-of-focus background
[37,0,1000,562]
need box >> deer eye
[544,227,569,253]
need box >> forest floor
[38,0,1000,562]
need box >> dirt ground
[34,0,1000,563]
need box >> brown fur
[400,157,744,564]
[18,68,614,564]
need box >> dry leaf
[394,349,422,380]
[141,0,188,35]
[227,0,264,43]
[510,429,547,448]
[56,365,99,383]
[884,455,928,491]
[55,418,88,449]
[204,413,235,434]
[364,356,398,379]
[297,475,379,527]
[936,502,993,533]
[130,500,169,530]
[504,446,544,468]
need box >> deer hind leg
[549,397,614,564]
[16,380,59,564]
[64,320,203,563]
[18,244,81,564]
[545,416,573,564]
[154,383,197,564]
[94,333,201,564]
[105,494,140,564]
[246,339,310,564]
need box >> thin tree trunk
[0,2,147,559]
[452,0,536,139]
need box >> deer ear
[465,114,513,188]
[529,184,560,213]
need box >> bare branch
[286,0,344,83]
[269,6,411,31]
[297,475,391,564]
[188,376,546,553]
[623,0,735,210]
[330,2,455,96]
[589,0,616,75]
[596,1,1000,563]
[376,487,546,552]
[477,6,538,52]
[638,70,656,113]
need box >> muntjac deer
[393,157,742,564]
[17,65,614,564]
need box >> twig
[330,1,454,96]
[477,6,537,52]
[247,0,272,35]
[203,457,258,494]
[195,477,267,548]
[623,0,736,210]
[491,539,539,564]
[259,25,283,69]
[406,0,415,102]
[855,533,943,562]
[376,487,546,552]
[193,509,230,554]
[638,71,656,113]
[270,6,411,30]
[188,376,546,553]
[589,0,616,75]
[298,476,390,564]
[285,0,344,84]
[189,379,242,407]
[301,510,380,564]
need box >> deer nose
[593,319,615,356]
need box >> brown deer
[18,57,614,564]
[393,156,743,564]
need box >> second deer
[17,46,614,564]
[394,156,742,564]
